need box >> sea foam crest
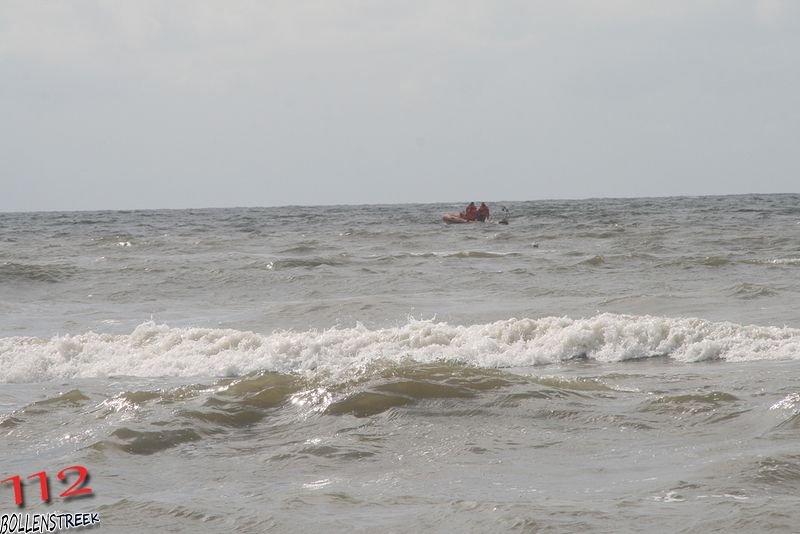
[1,313,799,383]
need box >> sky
[1,0,799,211]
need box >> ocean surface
[2,194,800,533]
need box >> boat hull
[442,214,475,224]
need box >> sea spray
[3,314,800,383]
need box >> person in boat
[477,202,490,222]
[462,202,478,221]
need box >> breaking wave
[2,313,800,383]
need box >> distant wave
[728,283,778,299]
[265,257,347,270]
[277,243,321,254]
[0,261,78,283]
[367,251,521,261]
[576,255,606,266]
[2,314,800,383]
[748,258,800,266]
[440,251,522,259]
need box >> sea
[2,194,800,533]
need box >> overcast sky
[1,1,798,211]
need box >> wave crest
[2,314,800,383]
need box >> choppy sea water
[2,194,800,532]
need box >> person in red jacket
[477,202,490,222]
[462,202,478,221]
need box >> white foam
[766,258,800,265]
[1,314,800,383]
[748,258,800,266]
